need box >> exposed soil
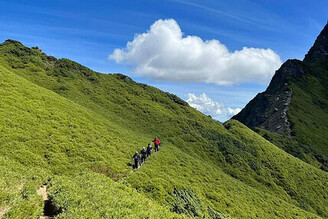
[0,207,10,218]
[37,185,60,219]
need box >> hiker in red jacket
[153,137,161,152]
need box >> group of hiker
[132,137,161,169]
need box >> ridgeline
[0,37,327,218]
[234,22,328,172]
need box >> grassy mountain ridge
[0,39,327,218]
[288,59,328,157]
[0,63,179,218]
[233,23,328,172]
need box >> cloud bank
[186,93,241,120]
[228,107,242,116]
[186,93,224,116]
[110,19,282,85]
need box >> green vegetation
[288,59,328,157]
[0,39,328,218]
[255,58,328,172]
[48,171,179,218]
[255,128,328,171]
[0,156,46,218]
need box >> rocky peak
[233,59,306,136]
[233,22,328,136]
[266,59,305,94]
[304,21,328,63]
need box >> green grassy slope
[288,59,328,157]
[0,64,179,218]
[255,59,328,172]
[234,24,328,172]
[254,128,327,171]
[1,40,328,218]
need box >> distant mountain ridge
[234,22,328,171]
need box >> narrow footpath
[37,185,57,219]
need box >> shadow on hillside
[43,198,61,218]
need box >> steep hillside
[234,22,328,171]
[0,63,178,218]
[1,40,328,218]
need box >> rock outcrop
[232,60,304,135]
[233,21,328,136]
[304,21,328,63]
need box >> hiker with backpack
[130,138,161,169]
[140,147,147,164]
[146,143,153,157]
[152,137,161,152]
[132,151,140,169]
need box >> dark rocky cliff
[233,21,328,136]
[304,21,328,63]
[232,60,305,135]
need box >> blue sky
[1,0,327,121]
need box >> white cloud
[186,93,224,116]
[228,107,242,116]
[186,93,243,120]
[110,19,282,85]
